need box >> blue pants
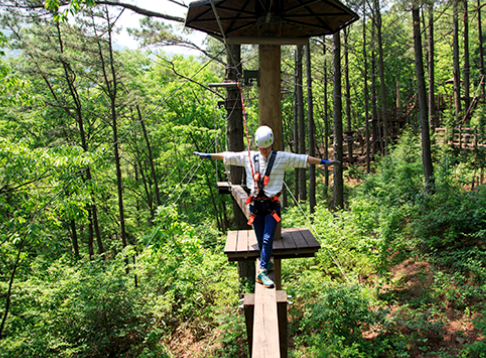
[250,201,281,270]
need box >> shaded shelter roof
[185,0,359,39]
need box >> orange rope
[239,83,255,179]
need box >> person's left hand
[194,152,211,159]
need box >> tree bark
[70,219,80,259]
[295,45,307,203]
[371,20,379,155]
[306,43,316,214]
[136,105,161,208]
[333,32,344,210]
[373,0,389,154]
[479,0,485,99]
[363,11,371,173]
[344,28,353,164]
[0,241,23,338]
[413,5,435,192]
[464,0,470,112]
[323,39,330,187]
[428,4,436,127]
[453,0,461,117]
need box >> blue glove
[321,159,341,165]
[194,152,211,159]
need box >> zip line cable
[283,181,351,284]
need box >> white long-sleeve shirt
[224,151,308,197]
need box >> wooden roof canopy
[185,0,359,41]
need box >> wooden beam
[253,263,281,358]
[244,291,288,358]
[231,185,250,219]
[227,36,309,46]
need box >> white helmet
[255,126,274,148]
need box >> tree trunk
[363,11,371,173]
[413,5,435,192]
[135,151,154,218]
[464,0,470,112]
[453,0,461,117]
[479,0,485,99]
[101,9,128,252]
[295,45,306,203]
[344,28,353,164]
[428,4,436,127]
[374,0,389,153]
[371,21,379,155]
[225,44,255,290]
[0,241,23,338]
[70,219,80,259]
[293,48,300,202]
[306,43,316,214]
[91,203,104,255]
[87,218,94,259]
[136,105,161,207]
[333,32,344,210]
[323,39,330,187]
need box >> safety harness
[246,150,281,225]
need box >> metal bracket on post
[244,70,259,86]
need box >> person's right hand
[194,152,211,159]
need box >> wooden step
[224,227,320,261]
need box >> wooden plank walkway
[224,228,320,261]
[231,184,251,219]
[253,281,280,357]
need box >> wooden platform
[224,228,320,261]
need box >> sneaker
[256,270,275,288]
[266,261,275,272]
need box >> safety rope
[283,181,351,284]
[239,84,256,180]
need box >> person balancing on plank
[194,125,340,288]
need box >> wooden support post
[244,293,255,356]
[253,282,280,357]
[259,44,282,241]
[276,291,288,358]
[274,258,282,290]
[258,45,282,149]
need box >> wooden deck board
[281,228,299,250]
[224,231,238,254]
[249,230,259,251]
[225,228,320,261]
[237,230,249,257]
[290,229,309,249]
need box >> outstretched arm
[194,152,225,160]
[307,155,340,166]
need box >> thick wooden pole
[259,44,282,289]
[259,45,282,150]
